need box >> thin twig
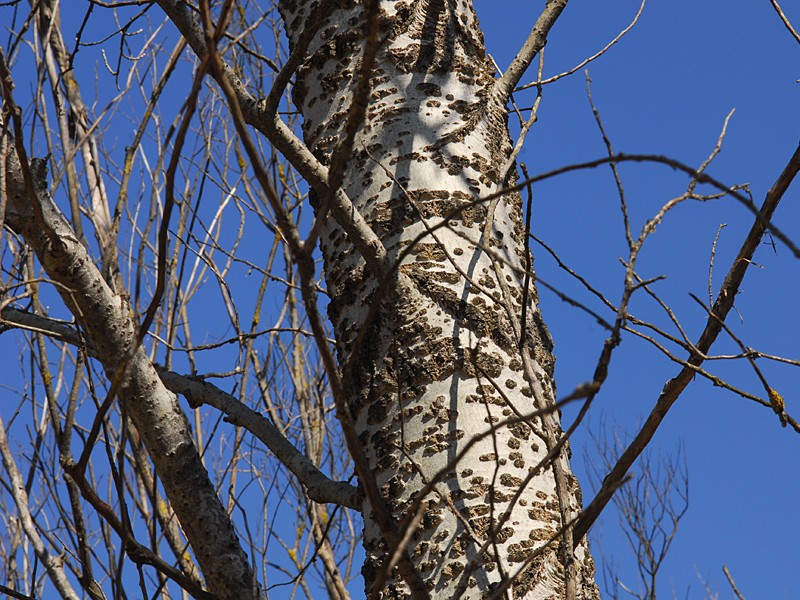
[573,142,800,544]
[723,565,747,600]
[516,0,647,91]
[769,0,800,45]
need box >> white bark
[278,1,598,597]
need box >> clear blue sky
[474,1,799,597]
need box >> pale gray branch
[491,0,568,104]
[769,0,800,45]
[157,367,361,510]
[0,306,358,508]
[0,416,80,600]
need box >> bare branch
[491,0,567,104]
[2,130,259,600]
[516,0,647,91]
[157,367,361,510]
[769,0,800,45]
[153,0,390,277]
[723,565,747,600]
[573,142,800,545]
[0,416,80,600]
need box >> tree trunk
[279,1,599,597]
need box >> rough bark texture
[279,1,599,597]
[2,152,258,600]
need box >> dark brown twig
[573,143,800,544]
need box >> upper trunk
[279,1,598,598]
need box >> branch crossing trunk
[279,1,599,597]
